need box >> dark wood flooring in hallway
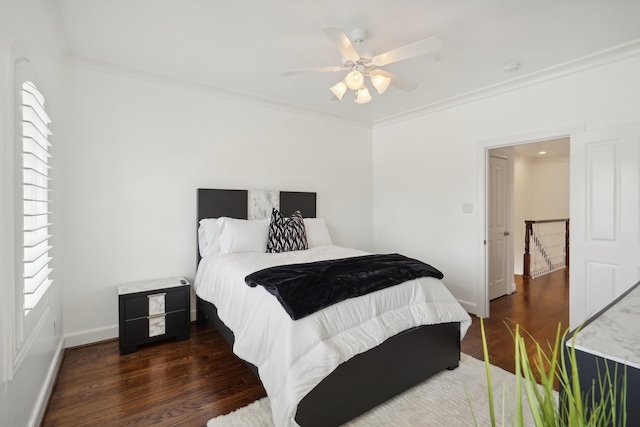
[461,268,570,375]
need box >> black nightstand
[118,277,191,355]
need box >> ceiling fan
[280,27,442,104]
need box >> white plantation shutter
[21,81,53,315]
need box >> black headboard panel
[280,191,317,218]
[197,189,248,221]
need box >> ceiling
[512,138,570,160]
[51,0,640,124]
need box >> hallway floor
[461,268,570,376]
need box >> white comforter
[194,245,472,427]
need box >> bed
[194,188,472,427]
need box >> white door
[489,155,510,300]
[570,122,640,328]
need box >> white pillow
[217,217,270,254]
[303,218,332,248]
[198,218,222,258]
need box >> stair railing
[523,219,569,278]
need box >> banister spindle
[523,220,533,278]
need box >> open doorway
[465,137,571,371]
[475,122,582,318]
[487,138,570,304]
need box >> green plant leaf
[478,321,627,427]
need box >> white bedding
[194,245,472,427]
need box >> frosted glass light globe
[330,81,348,100]
[355,86,372,104]
[370,72,391,94]
[344,70,364,90]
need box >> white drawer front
[149,315,166,337]
[148,293,166,316]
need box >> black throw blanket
[244,254,444,320]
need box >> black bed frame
[195,188,461,426]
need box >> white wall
[0,1,64,426]
[513,156,533,274]
[58,64,373,346]
[372,52,640,315]
[513,155,569,275]
[531,158,570,219]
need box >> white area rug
[208,353,555,426]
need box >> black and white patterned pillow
[267,208,308,253]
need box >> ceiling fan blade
[372,37,442,67]
[374,70,419,92]
[280,66,347,77]
[322,27,361,62]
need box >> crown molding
[373,38,640,129]
[62,38,640,131]
[63,55,372,129]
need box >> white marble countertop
[567,283,640,369]
[118,276,189,295]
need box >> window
[20,81,53,315]
[1,47,55,382]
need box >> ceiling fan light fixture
[355,86,372,104]
[330,81,348,100]
[370,72,391,94]
[344,70,365,90]
[282,27,442,106]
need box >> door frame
[475,122,585,318]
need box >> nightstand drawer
[123,296,151,320]
[124,311,189,342]
[123,288,187,321]
[166,289,187,312]
[124,317,149,342]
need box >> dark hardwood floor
[461,268,570,376]
[42,325,267,426]
[42,269,568,426]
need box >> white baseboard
[458,299,477,316]
[64,325,118,348]
[31,337,64,427]
[65,312,199,349]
